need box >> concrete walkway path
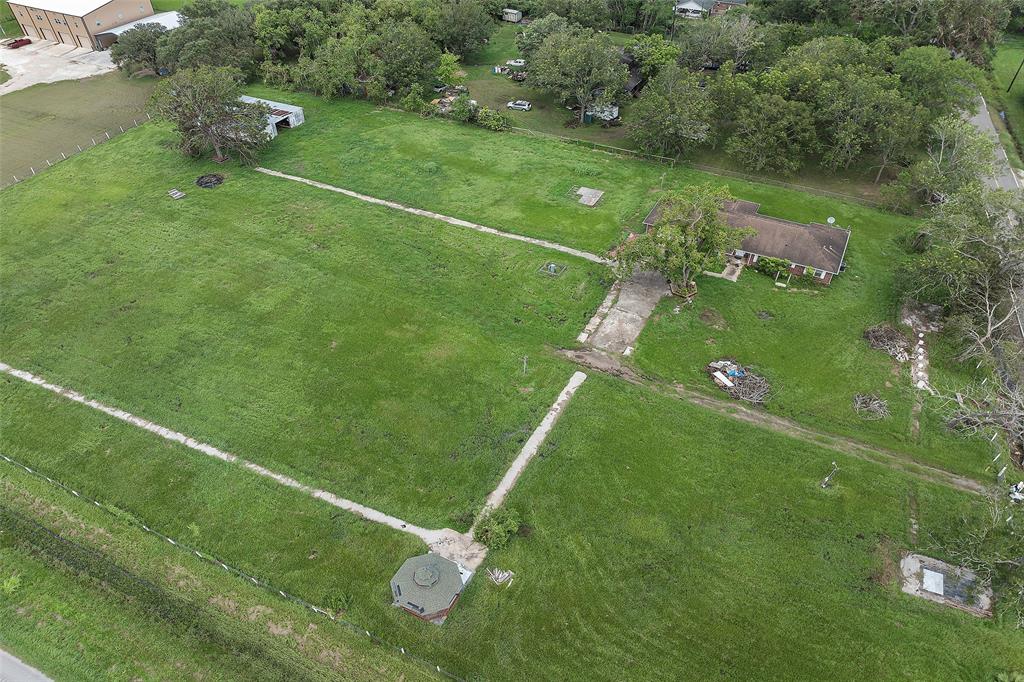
[0,649,52,682]
[476,371,587,521]
[587,271,669,355]
[255,168,614,266]
[0,361,590,570]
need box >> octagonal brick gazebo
[390,553,468,624]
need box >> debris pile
[706,360,771,404]
[853,393,890,420]
[864,324,911,362]
[486,568,515,587]
[195,173,224,188]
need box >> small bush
[449,94,478,122]
[476,107,511,132]
[753,256,791,278]
[401,84,433,117]
[1,573,21,597]
[473,508,521,550]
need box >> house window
[818,270,827,280]
[95,20,101,25]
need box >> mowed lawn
[0,123,610,528]
[0,72,156,181]
[993,33,1024,155]
[250,96,990,476]
[1,464,431,681]
[3,370,1021,680]
[632,270,993,479]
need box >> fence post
[91,138,96,146]
[105,131,110,139]
[77,144,83,152]
[12,175,17,183]
[61,152,66,160]
[147,113,152,120]
[30,167,35,175]
[46,159,51,167]
[133,119,137,126]
[119,125,124,133]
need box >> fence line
[1,113,153,190]
[0,452,463,682]
[507,125,884,208]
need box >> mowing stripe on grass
[0,361,437,544]
[475,371,587,527]
[254,167,614,266]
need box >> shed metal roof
[96,11,180,35]
[14,0,114,17]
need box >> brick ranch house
[642,199,851,285]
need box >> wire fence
[1,113,153,190]
[507,125,885,208]
[0,453,463,682]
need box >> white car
[507,100,532,111]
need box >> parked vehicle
[6,38,32,48]
[506,100,532,111]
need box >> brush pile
[853,393,890,419]
[864,324,911,362]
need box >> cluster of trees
[628,32,985,183]
[518,14,628,123]
[114,0,498,99]
[752,0,1014,65]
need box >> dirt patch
[267,620,294,637]
[871,536,899,586]
[699,308,728,330]
[209,595,239,614]
[246,605,272,622]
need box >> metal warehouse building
[7,0,156,50]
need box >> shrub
[400,84,434,117]
[753,256,791,278]
[1,573,21,597]
[473,507,521,550]
[476,107,511,132]
[449,94,478,123]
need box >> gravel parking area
[0,40,113,95]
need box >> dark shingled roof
[390,553,465,622]
[642,199,851,274]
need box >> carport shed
[239,95,304,139]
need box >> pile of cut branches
[864,324,911,362]
[853,393,890,420]
[729,373,772,405]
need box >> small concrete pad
[575,187,604,206]
[900,553,992,617]
[589,271,669,355]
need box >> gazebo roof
[390,553,466,621]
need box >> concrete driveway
[0,40,114,96]
[968,96,1022,192]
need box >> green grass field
[631,271,993,479]
[0,123,609,527]
[992,33,1024,162]
[2,366,1021,680]
[1,464,432,681]
[248,91,989,475]
[0,73,156,181]
[1,89,1018,679]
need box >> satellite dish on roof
[827,216,836,225]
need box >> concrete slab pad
[899,553,992,617]
[588,270,669,355]
[575,186,604,206]
[0,39,115,95]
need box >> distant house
[502,8,522,22]
[674,0,747,18]
[642,199,851,284]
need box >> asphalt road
[969,97,1022,192]
[0,650,52,682]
